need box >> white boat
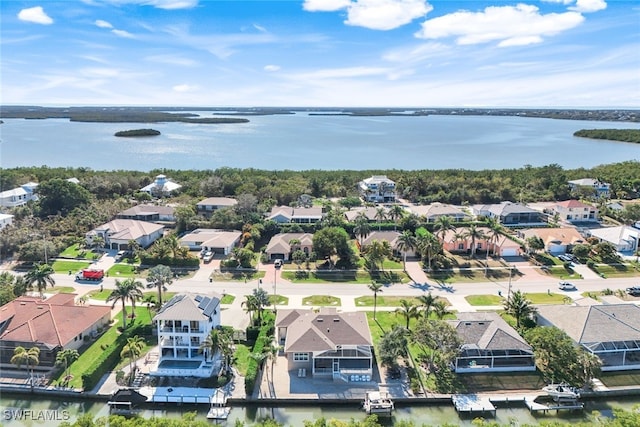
[363,391,394,415]
[206,389,231,420]
[542,383,580,400]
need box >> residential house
[196,197,238,217]
[116,204,176,223]
[360,231,416,257]
[0,214,14,230]
[440,227,522,257]
[151,293,223,377]
[550,200,598,223]
[140,174,182,197]
[268,206,323,224]
[179,229,242,255]
[568,178,611,198]
[344,207,388,223]
[407,203,469,222]
[518,227,586,254]
[275,308,374,382]
[472,202,544,227]
[536,304,640,371]
[86,219,165,250]
[265,233,314,261]
[0,294,111,369]
[449,312,535,373]
[0,182,38,208]
[588,226,640,253]
[358,175,396,203]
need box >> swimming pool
[157,360,203,369]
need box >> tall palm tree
[434,216,455,242]
[503,290,537,329]
[388,204,405,231]
[374,207,387,231]
[353,212,371,247]
[368,282,384,320]
[242,294,259,325]
[416,232,441,271]
[55,349,79,384]
[121,335,145,384]
[465,224,486,258]
[395,299,419,329]
[147,264,173,307]
[24,263,55,299]
[165,234,181,259]
[417,292,437,319]
[485,217,504,257]
[365,239,392,272]
[396,231,416,271]
[199,328,223,362]
[432,300,451,319]
[245,288,270,324]
[11,346,40,389]
[107,279,143,329]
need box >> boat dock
[453,394,584,416]
[207,388,231,421]
[452,394,496,416]
[524,397,584,413]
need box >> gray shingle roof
[449,312,532,352]
[154,292,221,321]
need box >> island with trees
[574,128,640,143]
[114,129,161,137]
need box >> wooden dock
[452,394,496,416]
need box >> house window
[190,321,198,329]
[458,243,464,250]
[293,353,309,361]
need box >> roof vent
[464,322,471,325]
[317,318,323,322]
[478,322,485,325]
[333,318,340,322]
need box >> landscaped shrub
[244,318,273,395]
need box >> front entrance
[333,360,339,373]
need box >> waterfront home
[449,312,535,373]
[407,203,469,222]
[140,174,182,197]
[179,229,242,255]
[86,219,165,250]
[358,175,396,203]
[0,182,38,208]
[568,178,610,198]
[439,227,522,257]
[550,200,599,223]
[587,225,640,253]
[0,213,14,230]
[196,197,238,217]
[151,293,222,378]
[0,294,111,369]
[275,308,374,382]
[116,204,176,223]
[536,304,640,371]
[518,227,586,255]
[268,206,323,224]
[265,233,314,261]
[472,202,544,227]
[360,231,417,258]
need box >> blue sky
[1,0,638,107]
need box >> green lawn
[269,294,289,306]
[51,260,92,273]
[50,286,76,294]
[355,295,425,307]
[57,306,153,389]
[589,263,640,278]
[465,294,504,306]
[211,270,266,282]
[542,265,583,280]
[59,244,101,260]
[107,263,143,278]
[221,294,236,304]
[231,343,252,377]
[86,289,111,301]
[283,269,410,284]
[525,292,566,304]
[427,267,514,283]
[301,295,341,306]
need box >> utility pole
[507,265,513,300]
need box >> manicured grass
[107,263,142,278]
[427,267,514,283]
[231,343,252,377]
[355,295,424,307]
[283,269,410,284]
[542,265,583,280]
[302,295,341,306]
[211,270,266,282]
[58,306,152,388]
[269,294,289,306]
[50,286,76,294]
[221,294,236,304]
[589,263,640,278]
[525,292,566,304]
[59,244,101,260]
[465,294,504,306]
[86,289,111,301]
[51,260,92,273]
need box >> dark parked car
[626,286,640,296]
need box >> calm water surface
[1,394,639,426]
[1,114,639,171]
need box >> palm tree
[395,299,419,329]
[165,234,181,259]
[245,288,270,324]
[388,204,405,230]
[577,350,602,387]
[147,264,173,306]
[503,290,537,329]
[353,212,371,247]
[11,346,40,389]
[242,294,259,325]
[55,349,79,385]
[465,224,486,258]
[364,239,391,272]
[368,282,384,320]
[434,216,455,242]
[374,207,387,231]
[396,231,416,271]
[416,232,441,271]
[199,328,223,362]
[121,335,145,384]
[485,217,504,257]
[107,279,143,329]
[417,292,437,319]
[24,262,55,299]
[432,300,451,319]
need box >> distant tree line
[574,128,640,143]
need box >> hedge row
[244,318,274,395]
[81,324,151,391]
[139,255,200,267]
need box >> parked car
[558,281,577,291]
[626,286,640,296]
[115,250,126,261]
[274,259,283,268]
[558,254,572,262]
[203,251,214,263]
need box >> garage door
[501,248,519,257]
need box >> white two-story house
[150,293,222,377]
[358,175,396,203]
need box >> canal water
[1,393,639,426]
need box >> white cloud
[570,0,607,13]
[112,29,135,38]
[101,0,198,9]
[264,65,281,72]
[145,54,198,66]
[95,19,113,29]
[415,4,584,46]
[17,6,53,25]
[253,24,267,33]
[173,83,197,92]
[304,0,432,30]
